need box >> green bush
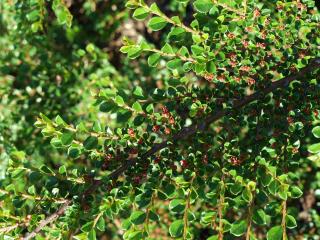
[0,0,320,239]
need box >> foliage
[0,0,320,239]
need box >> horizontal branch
[107,57,320,181]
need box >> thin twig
[246,193,255,240]
[217,176,225,240]
[0,223,22,234]
[0,189,68,204]
[281,201,287,240]
[23,200,72,240]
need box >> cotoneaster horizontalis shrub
[1,0,320,239]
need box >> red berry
[253,8,260,18]
[128,128,135,138]
[202,154,208,165]
[164,127,171,135]
[242,40,249,48]
[154,156,161,164]
[256,42,266,49]
[82,204,90,212]
[230,156,241,166]
[152,125,160,132]
[129,148,138,155]
[247,77,255,86]
[133,176,141,184]
[217,75,226,82]
[162,106,169,115]
[204,73,214,82]
[105,153,112,161]
[287,117,294,124]
[171,164,177,171]
[240,66,251,72]
[227,33,235,39]
[101,162,108,170]
[180,160,188,168]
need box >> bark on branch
[23,200,71,240]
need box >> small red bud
[164,127,171,135]
[169,116,175,124]
[292,147,299,154]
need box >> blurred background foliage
[0,0,190,174]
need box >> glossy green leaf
[88,229,96,240]
[193,0,214,13]
[61,133,74,145]
[167,59,182,70]
[68,147,81,158]
[115,96,125,106]
[267,226,283,240]
[83,136,98,150]
[286,215,297,229]
[169,199,185,213]
[312,126,320,138]
[129,211,146,225]
[148,53,161,67]
[133,7,149,20]
[148,17,167,31]
[96,216,105,231]
[290,186,303,198]
[308,143,320,154]
[169,219,184,237]
[230,220,247,236]
[132,101,142,112]
[252,209,267,225]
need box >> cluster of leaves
[1,0,320,239]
